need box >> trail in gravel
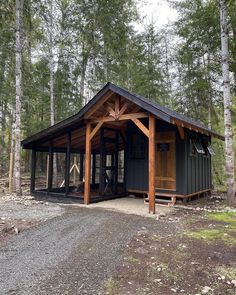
[0,207,177,295]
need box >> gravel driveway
[0,207,176,295]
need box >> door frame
[155,131,176,191]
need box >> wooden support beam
[90,120,104,141]
[92,153,96,188]
[114,130,119,195]
[177,125,185,140]
[105,105,116,117]
[47,144,53,194]
[99,128,105,195]
[79,153,84,181]
[84,91,114,119]
[131,118,149,138]
[65,133,71,196]
[73,156,77,185]
[30,150,36,193]
[115,96,120,118]
[118,102,129,116]
[149,115,156,214]
[84,123,92,204]
[91,112,148,123]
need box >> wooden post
[47,145,53,194]
[79,153,84,181]
[92,153,96,188]
[73,156,77,185]
[114,130,119,195]
[84,123,91,204]
[46,154,49,189]
[99,128,105,196]
[149,115,156,213]
[30,150,36,194]
[65,132,71,196]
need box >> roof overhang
[22,82,224,150]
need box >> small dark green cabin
[22,83,224,213]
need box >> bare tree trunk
[14,0,24,196]
[80,44,90,106]
[49,0,57,185]
[9,112,15,193]
[219,0,235,206]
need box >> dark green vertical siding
[186,131,212,195]
[125,121,212,195]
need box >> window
[190,138,205,155]
[157,143,170,152]
[206,143,215,155]
[131,133,145,159]
[202,140,215,156]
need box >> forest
[0,0,235,201]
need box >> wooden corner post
[84,123,92,204]
[30,150,36,194]
[149,115,156,213]
[47,144,53,194]
[65,133,71,196]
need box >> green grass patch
[207,212,236,227]
[187,228,236,244]
[124,256,140,264]
[186,212,236,245]
[104,277,117,295]
[216,266,236,280]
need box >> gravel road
[0,207,176,295]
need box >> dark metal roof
[22,82,224,148]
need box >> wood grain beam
[118,101,129,116]
[105,105,116,117]
[84,123,91,204]
[84,91,114,119]
[149,115,156,214]
[131,118,149,138]
[177,125,185,140]
[115,95,120,117]
[91,112,148,123]
[89,121,104,141]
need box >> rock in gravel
[201,286,213,294]
[231,280,236,287]
[136,247,149,255]
[171,288,177,292]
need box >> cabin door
[99,128,119,196]
[155,131,176,190]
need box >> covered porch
[27,90,157,213]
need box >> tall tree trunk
[14,0,24,196]
[49,0,57,185]
[80,44,90,106]
[219,0,235,206]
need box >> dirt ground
[0,191,236,295]
[104,208,236,295]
